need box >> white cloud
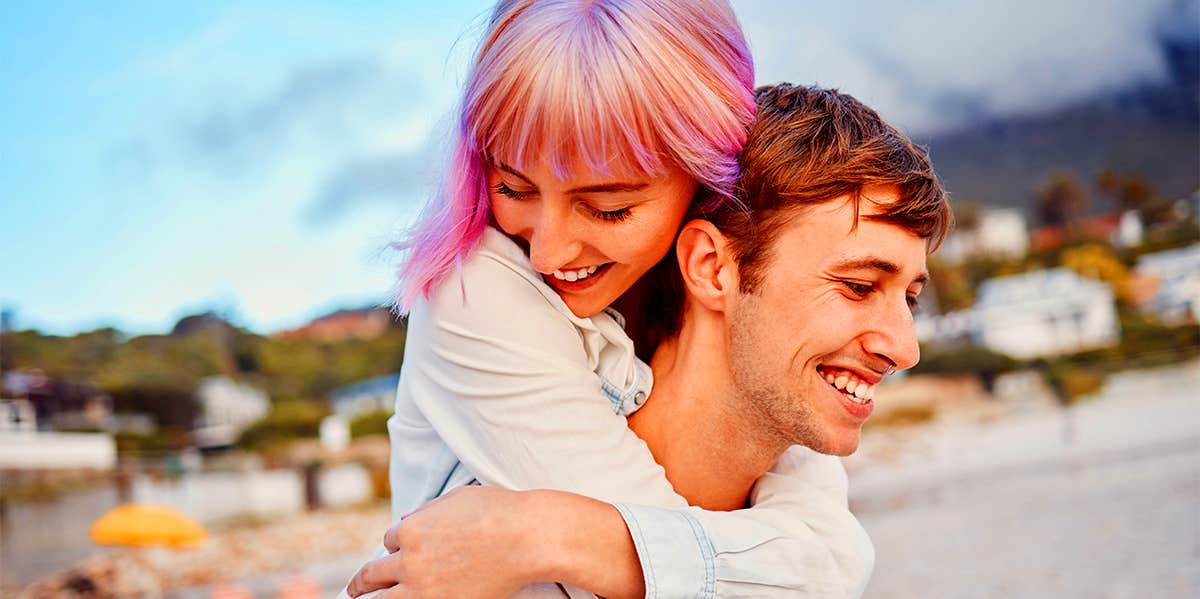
[735,0,1179,133]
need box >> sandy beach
[11,362,1199,598]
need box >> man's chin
[807,431,861,457]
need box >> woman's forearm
[524,490,645,599]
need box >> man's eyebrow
[495,161,649,195]
[832,257,929,285]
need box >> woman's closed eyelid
[492,182,535,199]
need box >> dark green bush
[349,409,391,439]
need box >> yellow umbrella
[90,503,207,548]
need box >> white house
[973,268,1120,359]
[918,268,1121,359]
[1136,244,1200,325]
[192,376,270,448]
[938,208,1029,263]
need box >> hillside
[923,36,1199,214]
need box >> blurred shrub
[1042,362,1105,404]
[237,400,329,451]
[1117,315,1200,366]
[349,409,391,439]
[911,344,1019,376]
[367,462,391,500]
[865,403,936,429]
[113,430,170,456]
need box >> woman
[345,1,871,597]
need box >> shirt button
[633,391,647,406]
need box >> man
[347,84,950,598]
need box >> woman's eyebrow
[495,161,648,194]
[566,181,649,194]
[495,162,534,185]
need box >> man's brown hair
[637,83,951,355]
[712,83,951,293]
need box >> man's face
[727,185,927,456]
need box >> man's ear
[675,219,738,313]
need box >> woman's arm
[347,487,643,599]
[350,447,872,599]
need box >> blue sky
[1,0,1185,335]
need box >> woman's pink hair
[394,0,755,311]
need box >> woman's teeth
[823,370,875,404]
[551,265,600,281]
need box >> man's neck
[628,314,786,510]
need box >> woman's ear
[675,219,738,313]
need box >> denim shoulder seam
[680,510,717,599]
[613,503,656,599]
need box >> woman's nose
[527,205,583,274]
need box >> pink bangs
[394,0,755,312]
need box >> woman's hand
[346,486,541,599]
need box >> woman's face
[488,157,698,318]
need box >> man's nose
[528,205,583,274]
[864,296,921,372]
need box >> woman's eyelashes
[492,182,534,200]
[585,205,633,223]
[493,181,634,223]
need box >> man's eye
[907,295,922,313]
[843,281,873,297]
[492,182,534,199]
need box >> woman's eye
[492,182,534,199]
[587,205,632,223]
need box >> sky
[1,0,1190,336]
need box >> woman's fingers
[383,522,402,553]
[346,551,403,598]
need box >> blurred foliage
[1058,243,1136,306]
[113,430,171,456]
[237,399,330,451]
[864,403,937,429]
[1096,169,1185,229]
[349,409,391,439]
[0,310,407,448]
[1041,314,1200,405]
[912,344,1020,376]
[1041,361,1105,404]
[951,198,984,232]
[1035,171,1089,227]
[366,461,391,500]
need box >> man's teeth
[551,265,600,281]
[823,370,875,404]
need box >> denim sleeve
[612,448,873,599]
[612,503,715,599]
